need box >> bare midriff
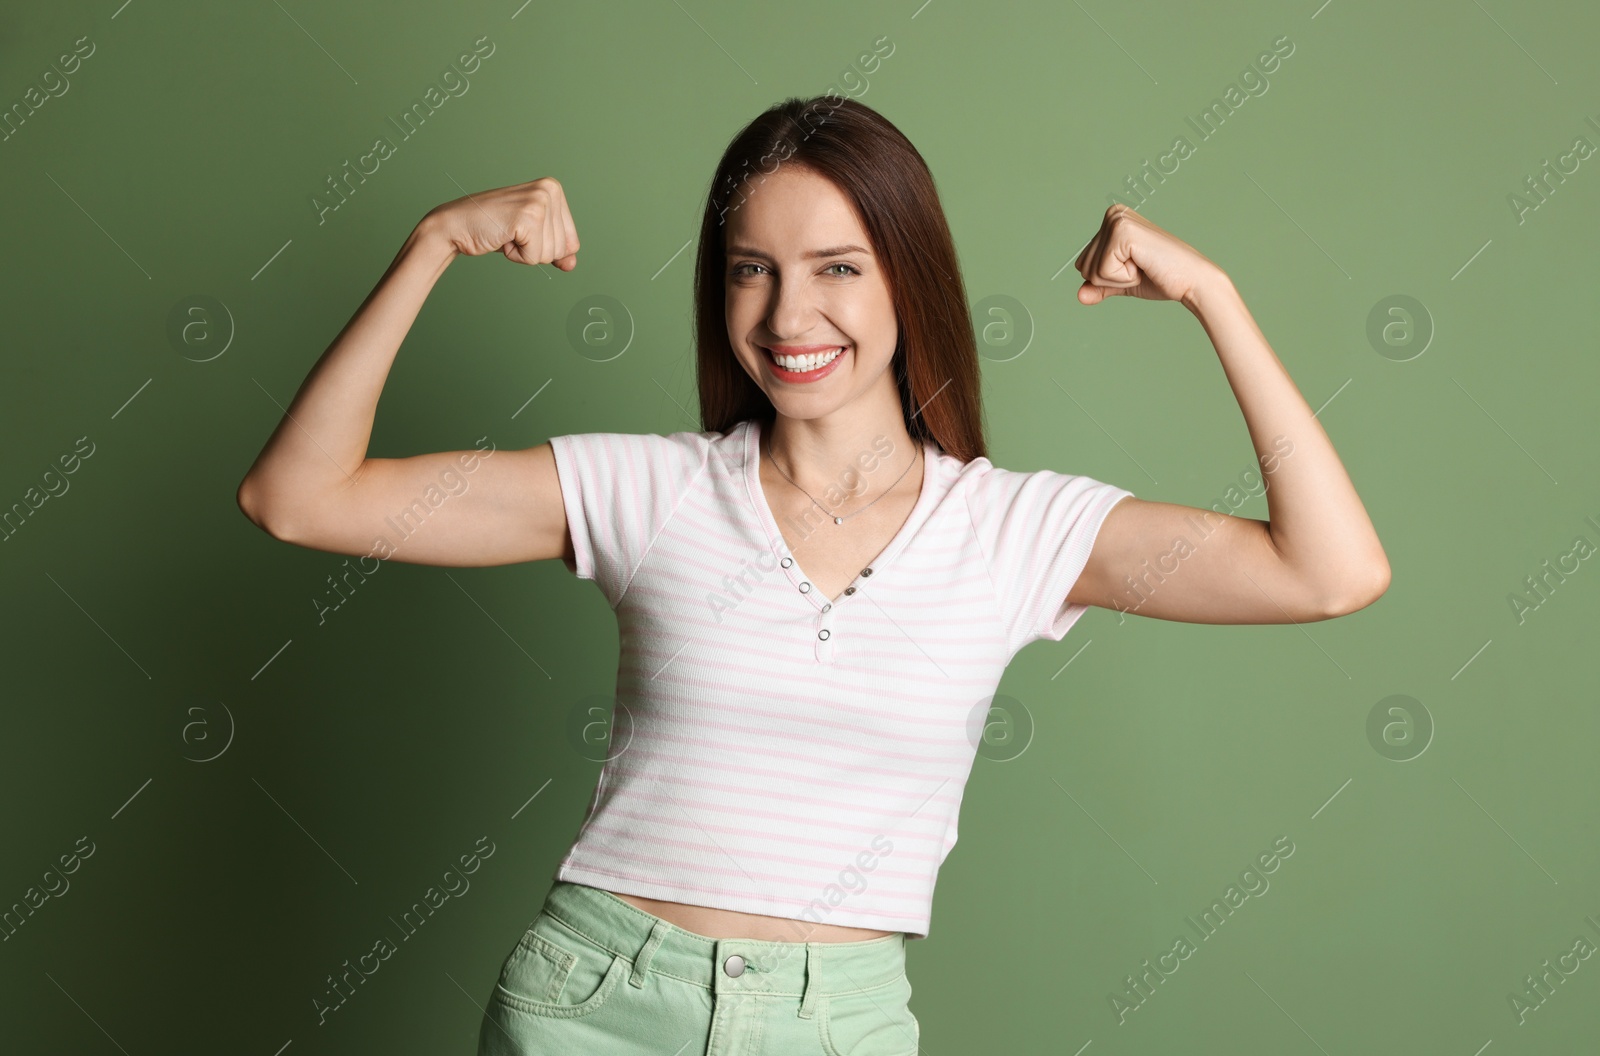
[606,890,897,943]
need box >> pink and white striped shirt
[548,416,1133,939]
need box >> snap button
[799,581,811,593]
[723,954,746,977]
[821,603,832,613]
[780,557,793,569]
[844,587,856,596]
[860,567,873,577]
[818,629,830,640]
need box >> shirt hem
[547,434,598,589]
[554,862,930,941]
[1036,485,1136,644]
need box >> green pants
[476,880,919,1055]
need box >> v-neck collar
[741,417,937,608]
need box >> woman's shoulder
[550,422,737,454]
[546,422,746,486]
[948,450,1132,511]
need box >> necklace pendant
[834,516,843,525]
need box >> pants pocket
[816,973,920,1056]
[493,916,630,1020]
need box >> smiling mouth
[762,346,847,372]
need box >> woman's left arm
[1065,204,1391,624]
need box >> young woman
[238,96,1389,1055]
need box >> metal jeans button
[724,954,746,977]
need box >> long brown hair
[692,95,987,464]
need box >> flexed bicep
[1067,496,1359,624]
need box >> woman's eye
[730,263,860,278]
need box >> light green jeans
[476,881,919,1055]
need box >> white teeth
[769,346,843,371]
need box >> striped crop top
[547,417,1133,940]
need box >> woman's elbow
[1326,558,1391,617]
[236,476,286,539]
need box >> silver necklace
[766,436,921,525]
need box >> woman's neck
[760,414,921,500]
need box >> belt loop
[630,919,670,989]
[797,943,820,1019]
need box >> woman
[238,96,1389,1054]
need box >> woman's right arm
[235,178,581,568]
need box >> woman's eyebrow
[726,243,873,260]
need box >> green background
[3,1,1597,1053]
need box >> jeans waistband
[540,881,906,1015]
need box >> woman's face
[723,165,900,418]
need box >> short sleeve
[547,430,712,608]
[964,461,1134,655]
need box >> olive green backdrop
[2,1,1596,1053]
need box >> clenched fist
[1073,203,1226,311]
[424,177,580,270]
